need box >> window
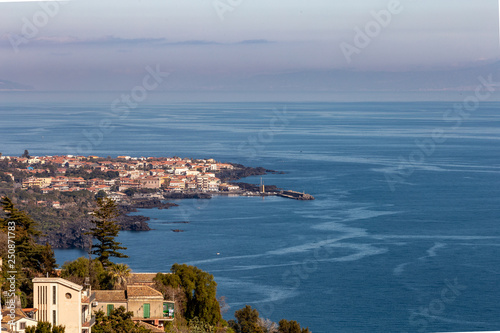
[53,286,56,305]
[53,310,56,324]
[107,304,114,316]
[66,293,72,299]
[163,302,174,318]
[143,303,150,319]
[43,286,48,321]
[20,323,26,329]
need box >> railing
[82,292,96,304]
[88,292,96,304]
[83,315,96,327]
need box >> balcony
[82,315,96,327]
[82,292,96,304]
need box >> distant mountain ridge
[151,61,500,93]
[2,61,500,93]
[235,61,500,92]
[0,79,33,91]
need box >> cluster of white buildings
[0,155,240,195]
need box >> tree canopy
[278,319,310,333]
[60,257,112,290]
[108,263,131,289]
[0,196,57,306]
[26,322,65,333]
[228,305,309,333]
[93,306,152,333]
[229,305,264,333]
[155,264,222,326]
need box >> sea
[1,92,500,332]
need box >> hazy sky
[0,0,499,91]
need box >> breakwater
[277,190,315,200]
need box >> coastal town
[0,153,313,333]
[3,154,240,196]
[0,153,313,248]
[0,153,314,203]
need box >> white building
[1,308,37,333]
[32,278,95,333]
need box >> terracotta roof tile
[1,308,28,323]
[136,321,165,332]
[126,285,163,298]
[94,290,127,303]
[128,273,159,285]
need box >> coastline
[118,184,314,233]
[0,154,313,249]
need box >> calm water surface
[1,98,499,332]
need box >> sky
[0,0,499,93]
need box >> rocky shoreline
[163,192,212,199]
[116,199,179,231]
[13,164,313,249]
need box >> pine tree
[0,196,57,307]
[86,198,128,268]
[0,196,57,274]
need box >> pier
[277,190,315,200]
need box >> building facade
[94,285,174,329]
[32,278,95,333]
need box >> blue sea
[1,92,500,332]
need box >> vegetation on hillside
[0,196,57,307]
[228,305,310,333]
[155,264,223,327]
[60,257,112,290]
